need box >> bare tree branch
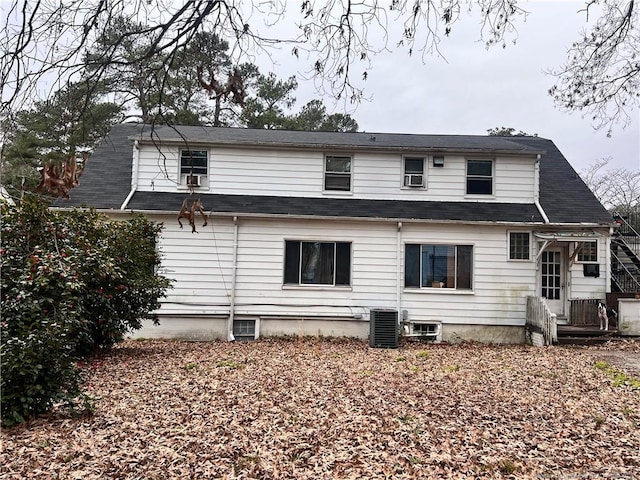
[549,0,639,136]
[581,157,640,210]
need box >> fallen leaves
[1,338,639,479]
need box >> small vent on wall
[370,309,398,348]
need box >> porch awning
[533,231,602,241]
[533,231,603,262]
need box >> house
[55,123,614,344]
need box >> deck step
[557,325,621,345]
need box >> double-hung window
[578,241,597,263]
[180,150,208,187]
[466,159,493,195]
[509,232,531,260]
[404,157,425,187]
[324,155,351,191]
[405,244,473,290]
[284,241,351,286]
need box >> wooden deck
[557,325,620,345]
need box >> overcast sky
[254,1,639,174]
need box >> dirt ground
[591,346,640,377]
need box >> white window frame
[179,149,209,189]
[403,156,426,188]
[577,241,598,263]
[508,231,532,261]
[324,155,352,193]
[466,158,494,196]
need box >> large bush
[1,199,171,426]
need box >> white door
[541,248,565,316]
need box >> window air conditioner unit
[183,174,202,188]
[370,309,399,348]
[404,174,424,187]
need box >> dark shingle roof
[128,192,544,223]
[135,125,545,155]
[56,124,612,226]
[507,137,612,224]
[53,123,141,209]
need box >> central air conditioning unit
[369,309,399,348]
[404,174,424,187]
[182,174,202,188]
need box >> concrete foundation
[131,315,526,345]
[441,324,525,344]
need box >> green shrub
[1,199,171,425]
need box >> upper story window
[578,241,597,263]
[324,155,351,191]
[284,240,351,286]
[509,232,531,261]
[180,150,208,188]
[466,159,493,195]
[405,244,473,290]
[403,157,425,188]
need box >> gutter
[120,139,140,210]
[119,209,548,226]
[533,154,550,224]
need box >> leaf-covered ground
[2,339,639,479]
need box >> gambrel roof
[55,123,613,225]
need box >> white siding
[156,215,235,315]
[400,224,537,326]
[135,144,536,203]
[153,215,545,327]
[568,232,610,300]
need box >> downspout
[120,139,140,210]
[533,154,549,224]
[228,216,239,341]
[605,226,613,293]
[397,221,403,322]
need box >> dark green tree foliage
[0,199,172,426]
[291,99,359,132]
[1,81,123,195]
[242,78,359,132]
[86,16,170,123]
[242,73,298,129]
[86,18,228,125]
[486,126,531,136]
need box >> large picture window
[405,244,473,290]
[284,241,351,286]
[466,159,493,195]
[324,155,352,191]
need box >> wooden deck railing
[569,298,600,326]
[526,296,557,346]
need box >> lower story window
[405,244,473,290]
[233,319,256,342]
[284,241,351,286]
